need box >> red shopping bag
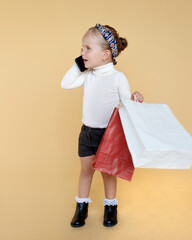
[93,108,135,181]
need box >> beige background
[0,0,192,239]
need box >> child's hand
[132,91,144,103]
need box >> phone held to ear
[75,56,88,72]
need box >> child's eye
[82,46,91,52]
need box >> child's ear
[103,50,111,61]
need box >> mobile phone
[75,56,88,72]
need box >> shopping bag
[93,108,135,181]
[119,100,192,169]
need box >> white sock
[104,198,118,206]
[75,196,92,204]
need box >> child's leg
[101,172,118,227]
[78,155,95,198]
[71,155,95,228]
[101,172,117,199]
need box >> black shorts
[78,125,106,157]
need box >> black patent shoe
[103,205,118,227]
[71,202,89,227]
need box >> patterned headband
[95,24,118,65]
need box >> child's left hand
[132,91,144,103]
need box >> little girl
[61,24,144,228]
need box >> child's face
[81,31,107,69]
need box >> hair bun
[119,37,128,51]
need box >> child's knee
[80,167,95,177]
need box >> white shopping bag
[119,100,192,169]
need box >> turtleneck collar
[92,62,115,75]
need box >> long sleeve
[118,73,132,102]
[61,63,85,89]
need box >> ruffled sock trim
[75,196,92,203]
[104,198,118,206]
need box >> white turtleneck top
[61,62,131,128]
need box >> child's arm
[61,63,85,89]
[118,73,132,101]
[118,73,144,103]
